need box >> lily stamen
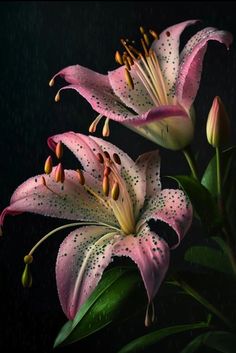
[102,117,110,137]
[76,169,85,185]
[24,222,120,260]
[49,78,55,87]
[141,38,149,57]
[115,50,123,65]
[54,91,60,102]
[89,114,103,133]
[55,141,63,159]
[44,156,53,174]
[149,29,158,39]
[41,176,62,197]
[111,181,120,201]
[143,33,150,47]
[112,153,121,165]
[96,152,104,164]
[55,163,65,183]
[102,175,109,196]
[120,39,136,60]
[125,68,134,89]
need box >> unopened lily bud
[21,264,32,288]
[206,96,230,148]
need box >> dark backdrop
[0,2,236,353]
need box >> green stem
[221,220,236,276]
[172,276,232,329]
[182,147,198,180]
[216,147,222,198]
[215,147,236,275]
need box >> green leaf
[201,146,236,197]
[225,154,236,236]
[54,267,145,348]
[181,331,236,353]
[117,321,208,353]
[185,245,233,275]
[169,175,220,232]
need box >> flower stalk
[172,276,233,329]
[182,147,199,180]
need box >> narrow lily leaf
[169,175,220,232]
[212,236,228,253]
[201,146,236,197]
[181,331,236,353]
[225,155,236,236]
[54,267,145,347]
[117,321,208,353]
[185,245,233,275]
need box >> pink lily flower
[0,133,192,324]
[50,20,232,150]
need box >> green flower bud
[206,96,230,148]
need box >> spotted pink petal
[139,189,192,248]
[52,65,136,121]
[176,27,233,110]
[48,132,104,180]
[125,105,189,126]
[113,224,169,304]
[151,20,198,94]
[135,150,161,199]
[123,105,193,151]
[0,169,116,226]
[56,225,115,319]
[108,66,154,114]
[90,136,146,217]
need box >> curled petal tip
[145,302,155,327]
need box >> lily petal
[0,170,117,226]
[139,189,192,248]
[113,224,169,304]
[91,136,146,217]
[52,65,136,121]
[56,226,115,319]
[108,66,153,114]
[177,27,233,110]
[135,150,161,199]
[125,105,189,126]
[48,132,104,179]
[123,105,194,151]
[151,20,198,94]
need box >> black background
[0,2,236,352]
